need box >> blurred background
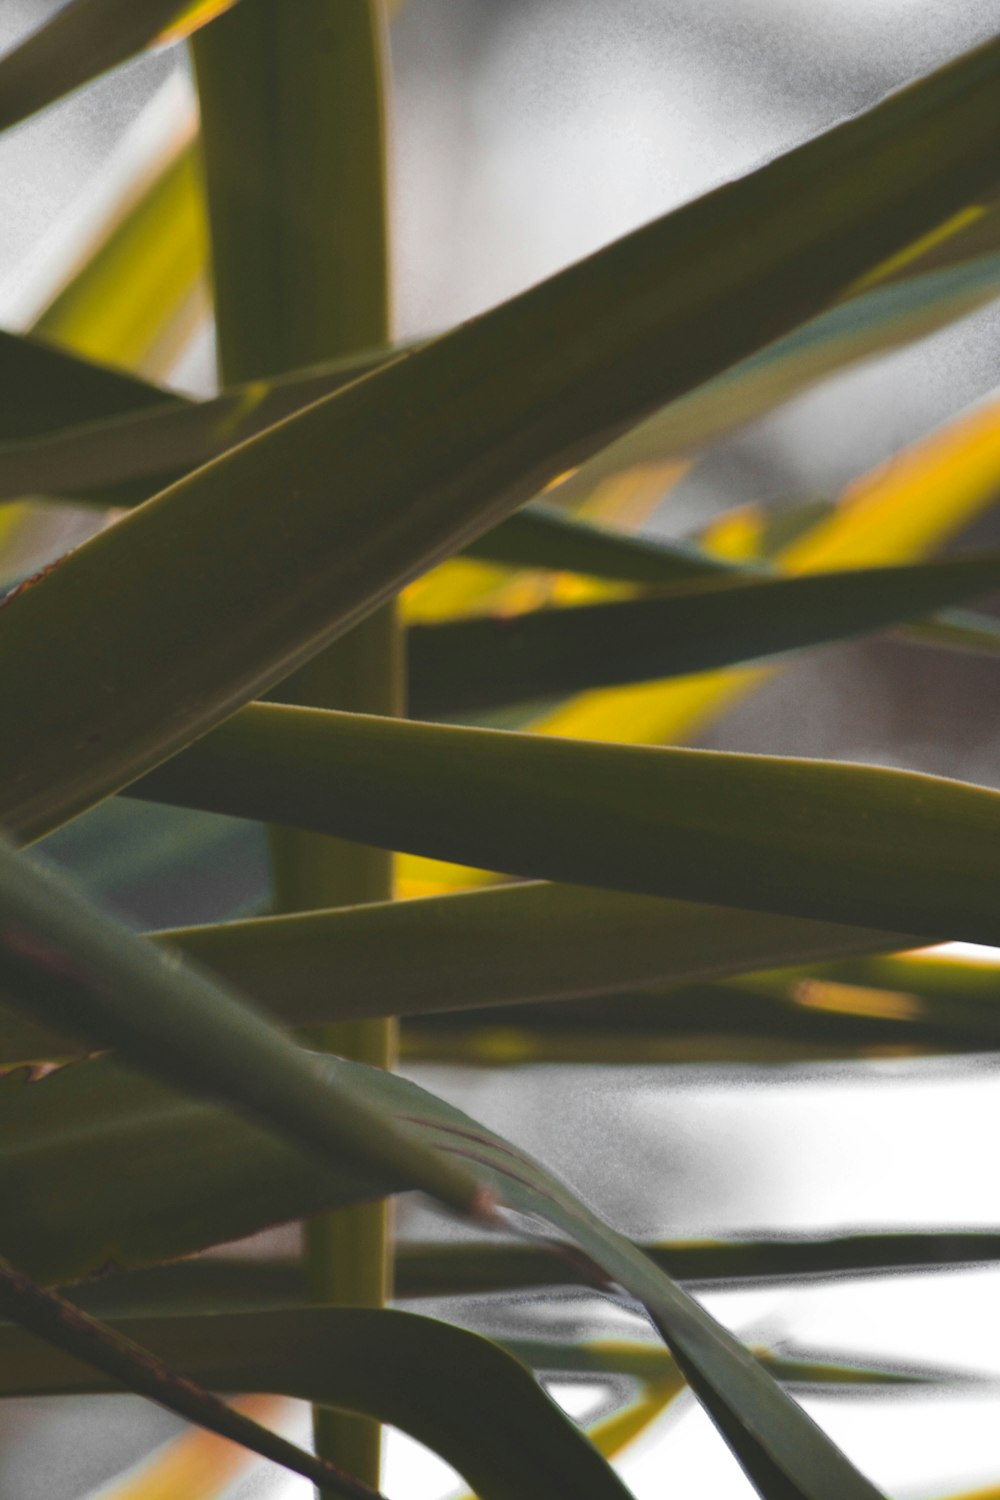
[2,1,1000,1496]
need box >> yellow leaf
[89,1396,287,1500]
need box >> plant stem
[191,3,396,1490]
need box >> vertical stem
[191,3,396,1491]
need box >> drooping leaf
[407,552,1000,717]
[134,701,1000,944]
[0,833,485,1217]
[0,1305,632,1500]
[0,1263,375,1499]
[0,0,240,134]
[4,37,1000,841]
[0,1053,884,1500]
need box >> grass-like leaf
[408,552,1000,715]
[3,37,1000,840]
[56,1231,1000,1319]
[133,702,1000,944]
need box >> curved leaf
[134,701,1000,944]
[0,1305,631,1500]
[0,1053,883,1500]
[4,37,1000,841]
[0,1264,373,1499]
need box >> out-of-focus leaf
[90,1396,287,1500]
[0,0,239,134]
[534,388,1000,744]
[64,1229,1000,1319]
[135,701,1000,944]
[33,143,207,376]
[0,1055,883,1500]
[897,606,1000,658]
[5,38,1000,842]
[0,1264,373,1498]
[553,238,1000,510]
[0,834,486,1217]
[408,553,1000,716]
[0,1306,632,1500]
[503,1337,958,1392]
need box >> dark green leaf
[62,1229,1000,1318]
[0,1265,377,1499]
[0,1304,631,1500]
[407,553,1000,716]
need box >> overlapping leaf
[0,834,482,1215]
[0,1053,884,1499]
[0,1304,630,1500]
[4,37,1000,841]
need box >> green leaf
[0,1265,376,1500]
[160,883,905,1028]
[0,0,238,134]
[4,36,1000,842]
[0,329,171,442]
[4,246,999,513]
[0,1304,631,1500]
[0,1053,883,1500]
[407,552,1000,716]
[0,833,485,1217]
[0,342,394,507]
[133,701,1000,944]
[0,879,906,1066]
[61,1230,1000,1319]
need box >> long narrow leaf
[4,38,1000,840]
[133,702,1000,944]
[408,552,1000,716]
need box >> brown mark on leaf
[0,557,65,611]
